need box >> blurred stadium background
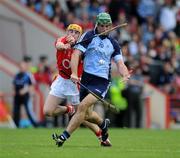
[0,0,180,130]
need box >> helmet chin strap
[94,23,98,30]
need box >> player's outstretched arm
[70,49,82,83]
[116,60,131,82]
[55,35,75,50]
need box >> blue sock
[60,130,70,141]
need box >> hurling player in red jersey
[43,24,107,145]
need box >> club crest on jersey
[98,42,104,48]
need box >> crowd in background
[15,0,180,128]
[18,0,180,95]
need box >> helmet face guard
[96,12,112,25]
[67,24,82,35]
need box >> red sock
[66,105,75,115]
[66,105,71,113]
[95,130,102,138]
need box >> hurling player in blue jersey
[53,12,130,147]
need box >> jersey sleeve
[74,30,94,53]
[110,38,124,62]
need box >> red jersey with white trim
[55,36,83,79]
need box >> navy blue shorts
[80,71,110,101]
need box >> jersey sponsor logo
[99,59,105,65]
[95,89,102,93]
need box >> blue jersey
[13,72,33,96]
[74,30,123,80]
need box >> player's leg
[82,120,101,139]
[53,73,111,146]
[43,94,67,116]
[24,97,38,127]
[52,93,106,146]
[67,94,98,133]
[85,110,111,146]
[43,75,75,117]
[13,97,21,127]
[52,94,98,147]
[82,106,102,140]
[73,97,112,146]
[82,105,102,140]
[82,120,111,146]
[79,72,111,143]
[54,94,110,147]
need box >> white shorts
[49,75,80,105]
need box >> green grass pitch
[0,128,180,158]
